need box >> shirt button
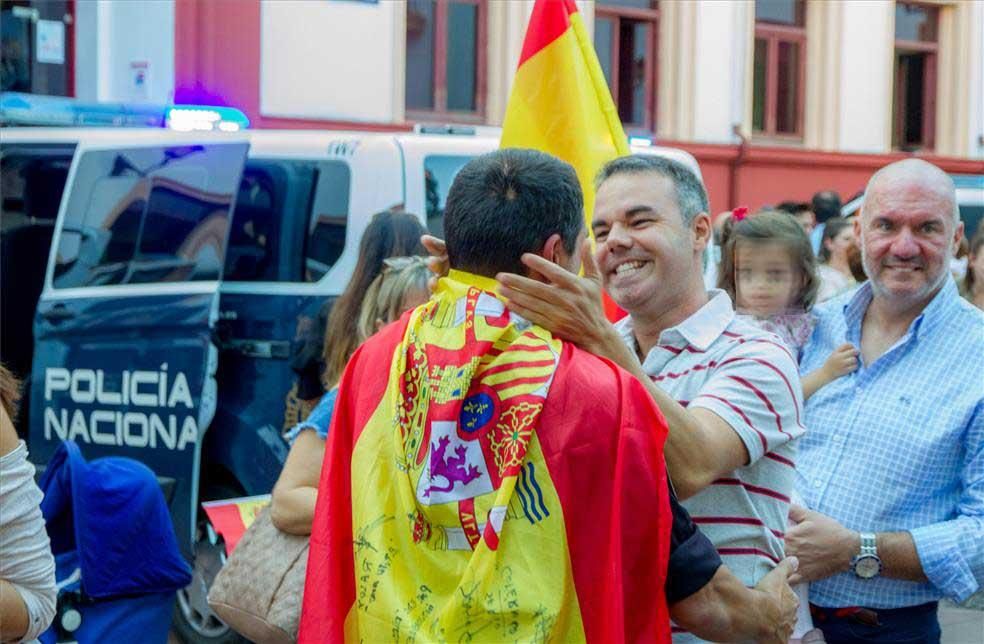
[813,479,822,488]
[854,386,863,395]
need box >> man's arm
[788,401,984,600]
[785,505,928,584]
[789,481,983,599]
[582,327,750,498]
[672,559,800,644]
[496,244,752,499]
[665,482,799,643]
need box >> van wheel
[172,485,245,644]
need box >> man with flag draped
[299,148,674,642]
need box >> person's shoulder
[946,296,984,344]
[951,294,984,323]
[559,342,625,390]
[546,344,665,440]
[554,344,656,411]
[348,309,414,367]
[813,286,857,321]
[715,317,800,370]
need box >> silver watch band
[859,532,878,557]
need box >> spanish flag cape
[299,271,672,643]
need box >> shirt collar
[843,276,959,342]
[616,289,734,353]
[446,269,501,294]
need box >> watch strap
[859,532,878,557]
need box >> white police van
[2,97,701,643]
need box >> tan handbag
[207,506,309,644]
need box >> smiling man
[496,155,807,642]
[786,159,984,642]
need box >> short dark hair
[595,155,708,225]
[776,201,812,215]
[811,190,842,223]
[444,148,583,276]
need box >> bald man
[786,160,984,642]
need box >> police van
[2,99,701,643]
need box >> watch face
[854,555,881,579]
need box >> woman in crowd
[961,227,984,311]
[271,256,431,535]
[815,216,857,301]
[0,364,56,642]
[284,210,426,426]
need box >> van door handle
[41,305,75,322]
[225,339,290,359]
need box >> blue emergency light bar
[165,105,249,132]
[0,92,249,131]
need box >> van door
[0,141,76,434]
[29,138,248,558]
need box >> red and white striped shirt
[616,290,805,629]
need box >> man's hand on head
[421,234,449,292]
[496,239,617,357]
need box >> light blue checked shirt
[797,277,984,608]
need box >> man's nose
[605,223,632,249]
[889,228,920,257]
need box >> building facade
[5,0,983,211]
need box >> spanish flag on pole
[501,0,630,319]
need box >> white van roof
[2,126,703,182]
[243,129,703,181]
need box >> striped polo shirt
[616,290,805,640]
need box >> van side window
[1,148,74,228]
[53,144,244,289]
[225,160,321,283]
[423,155,471,237]
[305,161,351,283]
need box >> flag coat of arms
[299,272,672,642]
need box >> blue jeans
[810,602,940,643]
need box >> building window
[893,2,938,151]
[405,0,487,121]
[0,0,74,96]
[593,0,659,132]
[752,0,806,138]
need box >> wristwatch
[851,532,882,579]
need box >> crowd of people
[259,150,982,643]
[1,146,980,643]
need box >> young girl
[718,210,856,643]
[718,209,858,398]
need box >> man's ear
[540,233,565,266]
[952,220,965,256]
[692,212,712,253]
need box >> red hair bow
[731,206,749,222]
